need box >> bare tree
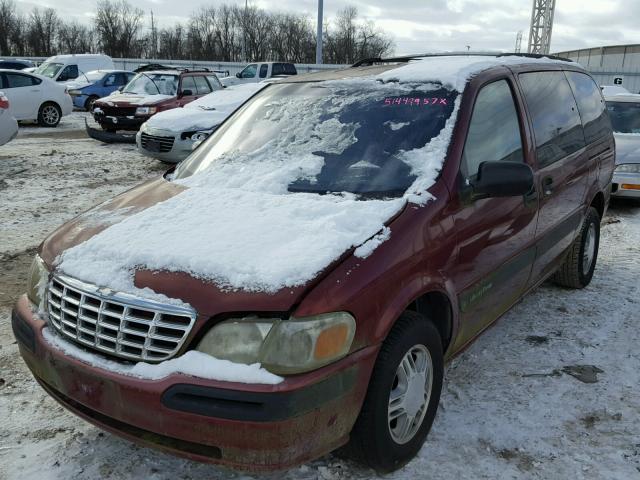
[25,7,59,56]
[94,0,143,57]
[57,21,93,54]
[0,0,18,55]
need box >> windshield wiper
[287,185,406,199]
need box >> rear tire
[345,311,443,472]
[552,206,600,288]
[37,102,61,127]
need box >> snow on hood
[57,55,567,300]
[65,80,92,89]
[98,93,174,105]
[145,83,267,132]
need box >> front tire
[84,95,99,112]
[37,102,61,127]
[346,311,444,472]
[553,206,600,288]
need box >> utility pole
[316,0,323,64]
[150,10,156,59]
[527,0,556,54]
[515,30,523,53]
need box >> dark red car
[13,54,614,472]
[88,69,223,141]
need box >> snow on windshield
[124,73,178,95]
[58,56,567,298]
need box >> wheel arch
[405,290,454,355]
[589,190,605,219]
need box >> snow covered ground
[1,113,639,479]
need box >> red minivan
[13,54,614,472]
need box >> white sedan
[0,91,18,145]
[136,82,267,163]
[0,69,73,127]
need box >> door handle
[542,176,554,196]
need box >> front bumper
[93,111,148,131]
[86,119,136,143]
[612,170,640,198]
[136,126,202,163]
[12,295,376,471]
[71,94,88,110]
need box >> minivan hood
[614,133,640,165]
[41,177,406,315]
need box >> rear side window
[519,71,585,167]
[181,76,197,94]
[207,75,222,90]
[461,79,524,179]
[194,76,211,94]
[565,71,611,145]
[259,64,268,78]
[5,73,37,88]
[273,63,296,75]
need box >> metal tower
[515,30,523,53]
[527,0,556,54]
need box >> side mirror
[179,89,193,97]
[235,72,241,78]
[117,86,124,92]
[470,161,534,199]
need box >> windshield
[35,62,63,78]
[123,73,178,96]
[606,101,640,134]
[174,81,458,198]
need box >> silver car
[605,94,640,198]
[136,83,268,163]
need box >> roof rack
[351,51,574,68]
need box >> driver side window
[241,64,257,78]
[59,65,78,81]
[461,79,524,180]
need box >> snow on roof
[376,55,573,91]
[57,55,572,300]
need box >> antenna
[527,0,556,54]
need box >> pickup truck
[220,62,297,87]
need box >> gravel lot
[1,113,639,480]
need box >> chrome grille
[47,275,196,363]
[140,132,175,152]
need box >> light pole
[316,0,323,64]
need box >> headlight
[616,163,640,173]
[26,255,49,307]
[135,107,157,116]
[190,131,210,142]
[68,89,82,96]
[197,312,356,375]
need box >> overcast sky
[15,0,640,55]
